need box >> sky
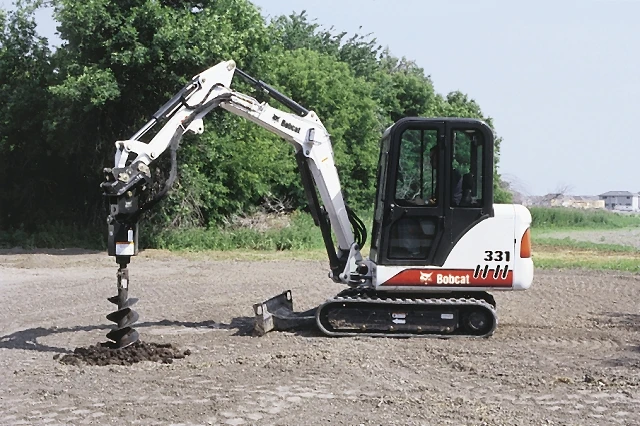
[2,0,639,196]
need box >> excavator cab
[299,117,516,338]
[370,118,494,267]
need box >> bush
[144,211,325,251]
[0,222,105,250]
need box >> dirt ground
[1,249,639,426]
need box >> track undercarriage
[254,289,498,338]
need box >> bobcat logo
[419,271,433,284]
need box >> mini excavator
[101,60,534,348]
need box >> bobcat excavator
[101,60,534,349]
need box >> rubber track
[316,288,497,338]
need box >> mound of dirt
[55,341,191,367]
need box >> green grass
[149,207,640,252]
[533,249,640,272]
[4,206,640,274]
[532,234,640,272]
[0,222,105,250]
[533,256,640,272]
[530,206,640,229]
[3,207,637,251]
[528,208,640,271]
[143,211,326,251]
[533,236,638,253]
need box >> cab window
[394,129,438,205]
[452,129,484,207]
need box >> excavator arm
[101,60,370,348]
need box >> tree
[268,48,381,209]
[0,1,54,228]
[0,0,516,240]
[45,0,274,226]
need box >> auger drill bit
[106,256,140,348]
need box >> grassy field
[530,207,640,271]
[155,230,640,272]
[148,207,640,273]
[529,205,640,229]
[533,236,640,272]
[3,207,640,273]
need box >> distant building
[564,196,605,210]
[527,194,605,209]
[598,191,639,211]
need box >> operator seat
[461,172,474,206]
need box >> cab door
[370,118,494,267]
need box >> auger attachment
[106,257,140,348]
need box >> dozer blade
[253,290,317,335]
